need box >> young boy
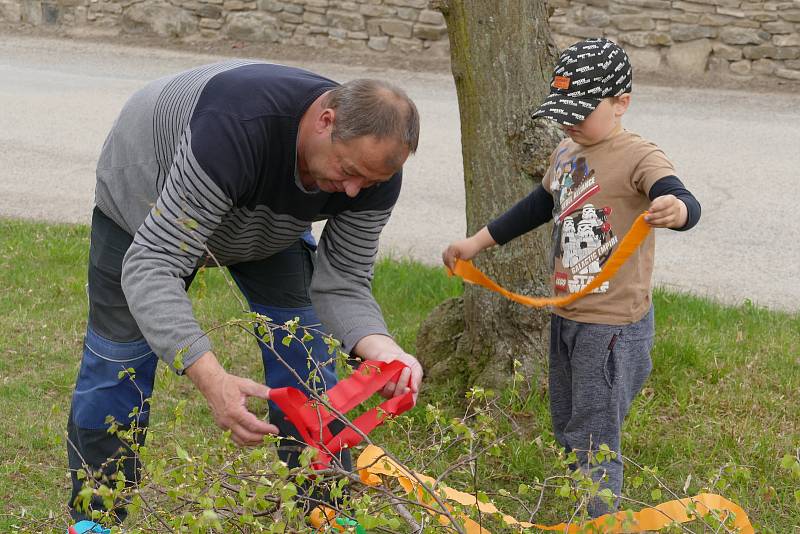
[442,38,701,516]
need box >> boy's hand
[645,194,688,229]
[442,238,482,271]
[443,226,497,271]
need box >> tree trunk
[417,0,562,391]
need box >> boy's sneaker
[67,520,111,534]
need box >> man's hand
[186,351,278,446]
[353,335,423,401]
[442,227,497,271]
[645,194,688,229]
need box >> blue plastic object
[67,520,111,534]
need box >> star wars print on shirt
[551,153,618,294]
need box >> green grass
[0,217,798,532]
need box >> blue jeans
[549,307,654,517]
[68,208,348,522]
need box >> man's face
[310,135,407,197]
[299,108,409,198]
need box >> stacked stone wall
[549,0,800,82]
[0,0,798,84]
[0,0,450,57]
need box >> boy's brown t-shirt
[542,127,675,325]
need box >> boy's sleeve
[487,185,554,245]
[648,175,701,231]
[631,145,676,197]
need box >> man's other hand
[354,334,423,402]
[186,351,279,446]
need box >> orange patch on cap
[553,76,571,90]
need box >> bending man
[67,61,423,523]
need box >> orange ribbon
[355,445,754,533]
[449,213,653,308]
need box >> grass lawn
[0,217,797,532]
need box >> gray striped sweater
[95,61,401,371]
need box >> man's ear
[316,108,336,134]
[614,93,631,117]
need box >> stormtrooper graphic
[561,217,579,269]
[552,156,617,294]
[575,206,603,274]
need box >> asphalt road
[2,34,798,312]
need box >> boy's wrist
[674,199,689,229]
[473,227,497,252]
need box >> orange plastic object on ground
[356,445,754,533]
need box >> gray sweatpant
[549,307,654,517]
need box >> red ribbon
[270,360,415,469]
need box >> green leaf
[176,444,191,463]
[201,509,221,528]
[780,454,796,470]
[651,488,662,501]
[281,336,292,347]
[174,348,186,371]
[173,399,187,418]
[280,483,297,502]
[358,513,381,529]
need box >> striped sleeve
[121,125,233,372]
[311,205,394,354]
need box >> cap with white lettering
[533,38,632,126]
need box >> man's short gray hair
[324,79,420,155]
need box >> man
[67,60,423,523]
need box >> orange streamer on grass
[356,445,754,534]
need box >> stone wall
[0,0,450,57]
[549,0,800,82]
[0,0,798,84]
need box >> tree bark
[417,0,562,391]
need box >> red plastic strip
[270,360,415,469]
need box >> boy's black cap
[533,38,632,126]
